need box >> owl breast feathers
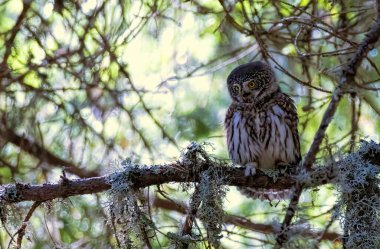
[224,61,300,200]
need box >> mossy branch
[1,141,379,204]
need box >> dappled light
[0,0,380,248]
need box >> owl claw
[244,163,257,176]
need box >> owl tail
[238,187,292,201]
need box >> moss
[198,167,227,248]
[2,184,22,203]
[0,201,22,239]
[0,185,24,236]
[105,143,231,248]
[335,141,380,248]
[106,160,154,248]
[167,232,199,244]
[166,142,229,247]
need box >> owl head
[227,61,278,103]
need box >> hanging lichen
[198,167,227,248]
[335,141,380,248]
[167,142,228,248]
[106,160,154,249]
[0,186,24,238]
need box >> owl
[224,61,300,200]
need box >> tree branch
[275,13,380,248]
[176,185,201,249]
[0,1,32,68]
[1,143,378,204]
[0,121,99,178]
[15,201,42,249]
[152,197,341,243]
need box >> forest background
[0,0,380,248]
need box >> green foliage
[1,0,380,248]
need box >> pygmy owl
[224,61,300,200]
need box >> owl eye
[232,84,240,95]
[247,81,256,89]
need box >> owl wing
[224,104,234,140]
[224,104,235,127]
[271,92,301,164]
[224,104,237,162]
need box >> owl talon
[244,163,257,176]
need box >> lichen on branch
[106,160,155,248]
[336,141,380,248]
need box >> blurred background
[0,0,379,248]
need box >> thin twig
[7,201,42,249]
[274,11,380,248]
[175,185,201,249]
[152,197,341,242]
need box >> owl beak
[242,92,251,98]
